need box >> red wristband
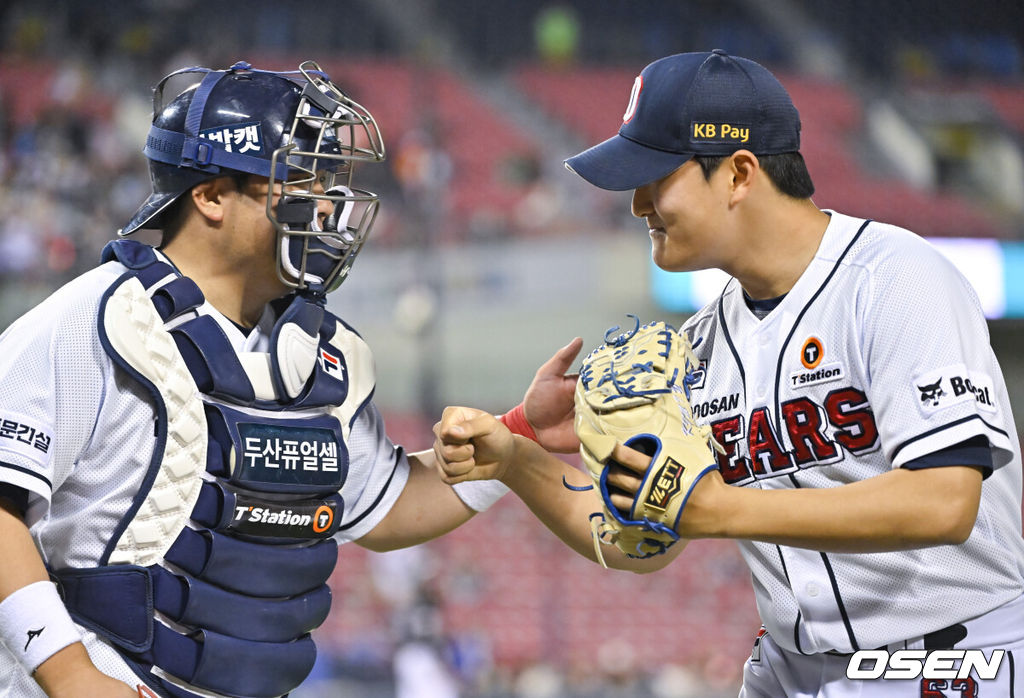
[499,403,539,442]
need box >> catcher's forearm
[500,436,681,572]
[356,451,477,552]
[693,465,982,553]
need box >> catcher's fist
[433,406,514,485]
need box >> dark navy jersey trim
[1009,650,1016,698]
[819,552,860,651]
[336,447,403,532]
[0,461,52,490]
[743,290,786,318]
[773,219,871,429]
[902,435,993,478]
[717,281,746,391]
[891,414,1009,463]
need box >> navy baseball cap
[564,49,801,191]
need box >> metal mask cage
[267,61,386,294]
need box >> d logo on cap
[623,76,643,124]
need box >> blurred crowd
[1,0,1022,326]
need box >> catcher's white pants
[739,593,1024,697]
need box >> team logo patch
[200,122,263,154]
[688,359,708,390]
[643,456,686,512]
[913,365,997,415]
[790,362,844,389]
[623,76,643,123]
[800,337,824,369]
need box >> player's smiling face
[631,159,729,272]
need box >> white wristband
[0,580,81,674]
[452,479,510,512]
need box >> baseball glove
[573,316,722,567]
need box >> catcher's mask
[120,60,386,294]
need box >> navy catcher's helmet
[121,60,385,294]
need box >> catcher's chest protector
[51,239,375,697]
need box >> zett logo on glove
[644,456,686,512]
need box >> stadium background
[1,1,1022,696]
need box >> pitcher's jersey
[682,211,1024,654]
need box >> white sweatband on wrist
[0,580,82,674]
[452,479,510,512]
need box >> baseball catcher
[573,316,722,567]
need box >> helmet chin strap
[279,186,356,293]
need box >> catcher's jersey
[682,211,1024,654]
[0,257,410,695]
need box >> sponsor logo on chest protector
[230,494,338,538]
[237,422,343,488]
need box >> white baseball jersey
[682,210,1024,655]
[0,256,411,695]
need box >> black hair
[693,152,815,199]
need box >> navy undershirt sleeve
[902,436,993,479]
[0,477,29,518]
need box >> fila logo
[644,456,685,511]
[623,76,643,123]
[319,348,343,376]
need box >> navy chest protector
[52,240,376,698]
